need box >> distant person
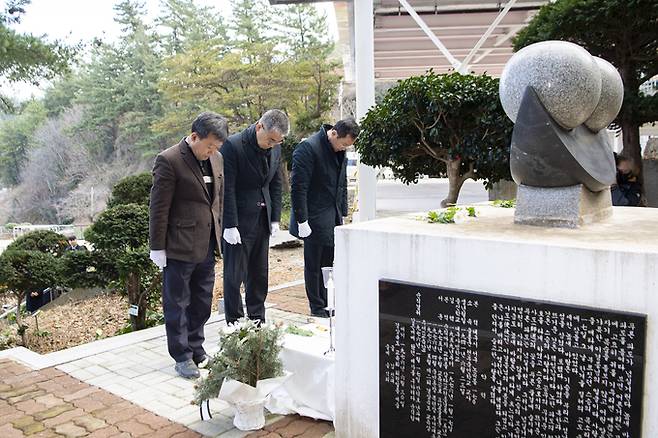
[611,153,642,207]
[149,112,228,379]
[65,235,87,251]
[26,287,62,312]
[26,290,44,313]
[289,118,360,317]
[221,110,287,324]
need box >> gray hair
[192,112,229,141]
[259,109,290,136]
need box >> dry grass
[25,291,129,354]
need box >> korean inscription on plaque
[379,280,646,438]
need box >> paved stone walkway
[245,416,333,438]
[0,359,202,437]
[1,288,334,437]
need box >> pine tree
[157,0,228,56]
[277,4,340,135]
[75,0,166,157]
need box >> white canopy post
[354,0,377,221]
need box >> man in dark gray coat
[222,109,288,324]
[149,112,228,379]
[290,117,359,317]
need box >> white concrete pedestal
[334,206,658,437]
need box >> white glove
[149,250,167,270]
[223,227,242,245]
[271,222,280,237]
[298,221,312,238]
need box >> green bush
[0,326,18,351]
[356,71,513,207]
[85,203,157,331]
[85,204,149,251]
[280,192,291,230]
[107,172,152,208]
[0,249,62,345]
[280,134,300,170]
[0,250,62,297]
[60,250,116,289]
[7,230,68,257]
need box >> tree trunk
[621,120,643,171]
[127,272,146,331]
[621,119,646,202]
[441,159,468,207]
[15,292,27,346]
[618,64,645,199]
[280,162,290,194]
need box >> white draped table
[266,324,336,422]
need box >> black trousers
[303,240,335,313]
[162,238,215,363]
[223,209,270,324]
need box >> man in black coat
[290,117,360,317]
[222,109,288,324]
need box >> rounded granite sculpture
[584,57,624,132]
[499,41,624,228]
[499,41,601,130]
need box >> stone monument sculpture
[499,41,624,227]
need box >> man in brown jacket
[149,112,228,379]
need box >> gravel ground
[211,244,305,310]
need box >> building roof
[372,1,548,79]
[270,0,549,80]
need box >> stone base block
[514,184,612,228]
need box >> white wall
[334,206,658,437]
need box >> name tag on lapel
[203,176,213,183]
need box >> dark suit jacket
[149,139,224,263]
[222,124,282,237]
[289,125,348,246]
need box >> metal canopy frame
[371,0,547,79]
[269,0,547,220]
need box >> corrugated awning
[372,0,548,79]
[269,1,548,80]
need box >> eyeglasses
[266,136,283,147]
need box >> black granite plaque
[379,280,646,438]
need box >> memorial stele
[334,41,658,438]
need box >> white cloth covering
[266,324,335,422]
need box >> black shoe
[311,309,329,318]
[175,359,200,379]
[194,354,209,369]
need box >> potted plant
[194,318,288,430]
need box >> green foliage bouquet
[194,318,287,430]
[194,318,285,404]
[426,206,477,224]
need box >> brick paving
[245,416,333,438]
[1,288,335,437]
[0,359,201,437]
